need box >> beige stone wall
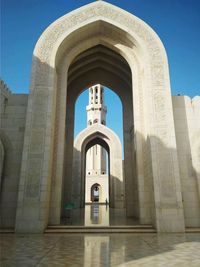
[172,96,200,227]
[0,81,28,228]
[85,174,109,203]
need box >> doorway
[91,183,101,202]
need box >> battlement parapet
[0,79,12,97]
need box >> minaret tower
[86,84,107,176]
[86,84,107,127]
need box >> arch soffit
[68,61,131,88]
[74,124,122,155]
[68,46,132,85]
[68,68,131,105]
[85,137,110,155]
[57,34,140,104]
[33,1,168,72]
[59,34,140,80]
[67,45,133,105]
[54,22,141,82]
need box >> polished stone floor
[61,204,138,226]
[1,233,200,267]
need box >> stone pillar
[148,86,185,232]
[15,66,57,233]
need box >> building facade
[0,1,200,233]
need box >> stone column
[15,65,57,233]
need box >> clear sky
[1,0,200,145]
[1,0,200,96]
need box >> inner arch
[56,43,136,224]
[54,19,142,69]
[85,136,110,154]
[67,44,132,103]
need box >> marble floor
[1,233,200,267]
[61,204,138,226]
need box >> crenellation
[0,79,12,96]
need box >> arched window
[93,119,98,124]
[91,183,100,202]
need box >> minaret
[86,84,107,176]
[86,84,107,127]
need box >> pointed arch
[16,1,185,233]
[91,183,101,202]
[72,124,123,208]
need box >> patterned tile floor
[1,233,200,267]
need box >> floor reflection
[62,204,138,226]
[85,204,109,226]
[84,236,110,266]
[1,233,200,266]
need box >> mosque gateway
[0,1,200,233]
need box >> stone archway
[16,1,185,233]
[61,45,135,220]
[72,124,123,209]
[91,183,101,202]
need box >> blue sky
[1,0,200,145]
[1,0,200,96]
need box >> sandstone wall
[172,96,200,227]
[0,80,28,228]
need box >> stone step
[0,229,14,233]
[45,229,156,233]
[47,224,154,229]
[185,228,200,233]
[45,225,156,233]
[1,227,199,234]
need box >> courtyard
[1,233,200,267]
